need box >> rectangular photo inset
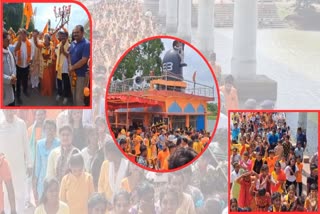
[2,1,92,108]
[228,111,319,213]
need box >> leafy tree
[4,3,34,32]
[84,20,90,40]
[4,3,23,32]
[114,39,165,80]
[207,103,218,116]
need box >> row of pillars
[158,0,257,78]
[159,0,215,57]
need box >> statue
[162,40,187,81]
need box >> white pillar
[166,0,178,33]
[159,0,166,17]
[198,0,214,55]
[231,0,257,79]
[177,0,192,41]
[298,113,308,133]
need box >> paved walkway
[12,86,74,107]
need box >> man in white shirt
[230,162,241,189]
[14,29,34,105]
[0,110,32,213]
[3,30,17,106]
[56,31,71,105]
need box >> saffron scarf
[56,41,70,80]
[16,39,32,66]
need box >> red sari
[238,179,252,208]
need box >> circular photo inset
[106,36,220,172]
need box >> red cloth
[238,179,252,208]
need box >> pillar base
[233,74,278,109]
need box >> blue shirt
[296,133,307,147]
[268,133,279,146]
[232,127,240,141]
[69,38,90,77]
[35,138,60,197]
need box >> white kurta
[0,114,32,213]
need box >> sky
[32,3,88,33]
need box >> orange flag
[23,3,33,30]
[42,22,48,34]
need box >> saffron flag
[23,3,33,30]
[42,22,49,34]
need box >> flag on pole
[192,71,197,83]
[42,22,48,34]
[33,7,37,16]
[23,3,33,30]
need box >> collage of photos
[106,37,219,171]
[1,0,320,214]
[2,2,91,107]
[229,112,319,212]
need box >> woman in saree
[33,33,55,96]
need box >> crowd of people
[90,0,160,82]
[112,126,211,170]
[3,23,90,106]
[0,109,227,214]
[229,112,318,212]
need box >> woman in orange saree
[34,33,55,96]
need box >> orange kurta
[267,156,278,174]
[158,150,170,170]
[296,162,303,183]
[162,157,169,170]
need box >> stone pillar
[177,0,192,42]
[198,0,215,56]
[231,0,257,79]
[166,0,178,33]
[298,112,308,133]
[159,0,166,18]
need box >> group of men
[3,24,90,106]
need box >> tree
[4,3,34,32]
[114,39,165,80]
[4,3,23,32]
[207,103,218,116]
[84,20,90,40]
